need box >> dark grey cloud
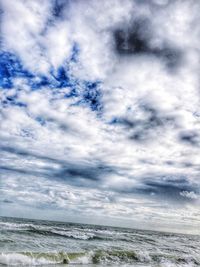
[0,145,61,164]
[2,199,13,204]
[140,176,198,202]
[114,18,151,55]
[114,18,182,69]
[3,144,196,205]
[106,172,199,203]
[56,164,116,182]
[179,130,200,147]
[134,0,171,6]
[165,160,196,170]
[112,104,176,142]
[0,145,119,188]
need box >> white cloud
[1,0,200,233]
[42,21,72,69]
[1,0,52,73]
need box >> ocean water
[0,217,199,267]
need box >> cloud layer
[1,0,200,233]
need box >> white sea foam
[0,253,55,266]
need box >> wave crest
[0,250,199,266]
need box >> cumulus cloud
[1,0,200,233]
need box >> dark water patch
[0,239,14,244]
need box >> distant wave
[0,222,131,241]
[27,226,96,240]
[0,250,199,266]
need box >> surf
[0,250,199,266]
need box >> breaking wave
[0,250,199,266]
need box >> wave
[0,250,199,266]
[1,226,140,243]
[1,223,121,241]
[0,222,35,231]
[0,223,93,241]
[26,227,97,240]
[26,227,133,242]
[0,221,158,243]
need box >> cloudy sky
[0,0,200,234]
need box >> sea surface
[0,216,199,267]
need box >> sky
[0,0,200,234]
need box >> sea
[0,216,199,267]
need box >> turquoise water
[0,216,199,266]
